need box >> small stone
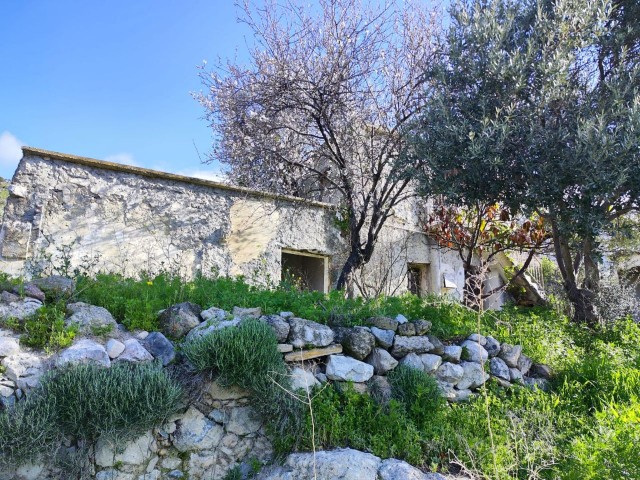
[530,364,553,380]
[509,367,524,384]
[260,315,290,343]
[436,362,465,384]
[0,385,13,397]
[142,332,175,366]
[20,284,46,302]
[457,361,489,390]
[117,339,153,363]
[277,344,293,353]
[367,316,399,331]
[167,471,184,479]
[365,348,398,375]
[484,336,501,357]
[399,353,423,371]
[208,409,226,423]
[290,367,320,393]
[287,317,334,348]
[492,376,512,388]
[136,331,149,340]
[172,406,224,452]
[395,314,409,324]
[467,333,487,345]
[226,406,262,435]
[420,353,442,373]
[326,355,374,382]
[390,336,434,358]
[200,307,227,322]
[499,344,522,368]
[105,339,126,359]
[370,327,395,349]
[0,291,20,304]
[315,372,327,383]
[489,357,510,381]
[451,389,473,403]
[412,320,432,335]
[427,335,445,355]
[442,345,462,363]
[342,326,375,360]
[0,337,20,357]
[162,458,182,469]
[232,306,261,318]
[460,340,489,363]
[517,354,533,375]
[280,311,294,319]
[158,302,202,339]
[57,339,110,368]
[397,322,416,336]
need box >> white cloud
[104,153,138,166]
[177,169,227,183]
[0,131,23,168]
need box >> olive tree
[195,0,440,290]
[409,0,640,324]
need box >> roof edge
[20,147,335,209]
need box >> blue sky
[0,0,252,181]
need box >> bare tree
[195,0,440,290]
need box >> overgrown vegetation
[0,362,183,468]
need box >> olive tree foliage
[407,0,640,324]
[195,0,440,290]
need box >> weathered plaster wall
[0,149,342,284]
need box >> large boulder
[31,275,75,298]
[65,302,118,336]
[290,366,321,393]
[435,362,464,384]
[460,340,489,363]
[489,357,510,381]
[158,302,202,339]
[326,355,374,382]
[442,345,462,363]
[256,448,381,480]
[57,339,110,368]
[260,315,290,343]
[342,327,375,360]
[412,320,432,335]
[378,459,446,480]
[287,317,334,348]
[457,361,490,390]
[0,298,42,322]
[370,327,395,349]
[390,336,434,358]
[367,316,399,331]
[200,306,227,322]
[427,335,445,355]
[484,336,501,357]
[420,353,442,373]
[517,354,533,375]
[499,344,523,368]
[116,339,153,363]
[365,348,398,375]
[141,332,175,365]
[399,353,424,371]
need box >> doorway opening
[407,263,431,297]
[281,249,329,293]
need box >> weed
[16,303,77,352]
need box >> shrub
[387,365,446,430]
[0,394,60,469]
[40,361,183,442]
[13,303,77,352]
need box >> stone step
[284,344,342,362]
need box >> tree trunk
[335,249,364,292]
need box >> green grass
[4,303,78,352]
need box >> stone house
[0,147,465,298]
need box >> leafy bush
[40,361,183,442]
[11,303,77,352]
[387,365,446,430]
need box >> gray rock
[172,406,224,452]
[32,275,75,298]
[427,335,445,355]
[397,322,416,336]
[0,291,20,304]
[390,336,434,358]
[290,366,320,392]
[457,361,489,390]
[226,406,262,435]
[256,448,381,480]
[260,315,290,343]
[492,376,512,388]
[326,355,374,382]
[95,431,154,467]
[451,388,473,403]
[57,339,110,368]
[142,332,175,365]
[365,348,398,375]
[369,375,392,403]
[287,317,334,348]
[0,298,43,322]
[530,363,553,380]
[436,381,456,401]
[105,339,126,359]
[20,283,46,302]
[442,345,462,363]
[467,333,487,345]
[342,326,375,360]
[484,336,501,357]
[185,318,240,342]
[370,327,395,349]
[65,302,118,336]
[232,306,262,318]
[367,316,398,331]
[0,384,14,397]
[200,307,227,322]
[489,357,510,380]
[136,331,149,340]
[517,354,533,375]
[435,362,465,384]
[117,339,153,363]
[399,352,424,371]
[460,340,489,363]
[524,377,551,392]
[420,353,442,373]
[395,314,409,324]
[378,458,446,479]
[0,337,20,357]
[509,367,524,384]
[158,302,202,339]
[1,352,44,391]
[499,344,522,368]
[412,320,432,335]
[280,311,294,319]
